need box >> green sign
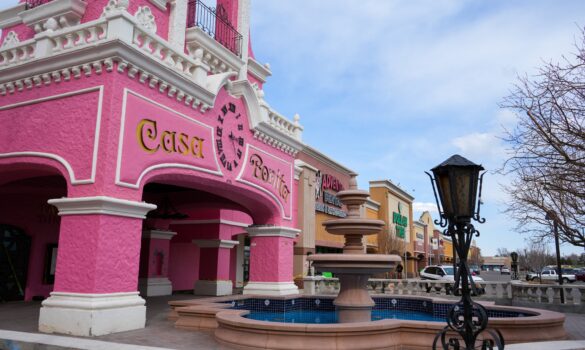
[392,203,408,238]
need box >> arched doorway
[0,225,31,302]
[0,164,67,302]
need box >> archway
[0,162,67,302]
[139,182,253,296]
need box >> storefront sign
[117,90,219,188]
[249,154,290,201]
[315,202,347,217]
[416,232,424,240]
[392,202,408,238]
[237,145,293,219]
[314,171,347,218]
[136,119,205,158]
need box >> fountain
[307,173,401,322]
[168,174,568,349]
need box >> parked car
[526,268,576,283]
[501,267,511,275]
[420,265,484,295]
[576,270,585,282]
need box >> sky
[246,0,585,256]
[1,0,583,257]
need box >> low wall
[303,277,585,311]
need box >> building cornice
[369,180,415,202]
[247,57,271,83]
[300,145,355,175]
[365,197,381,211]
[48,196,156,219]
[246,226,301,239]
[0,3,26,28]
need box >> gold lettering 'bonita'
[136,118,205,158]
[249,154,290,201]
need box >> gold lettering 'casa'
[249,154,290,201]
[136,119,205,158]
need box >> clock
[215,102,245,172]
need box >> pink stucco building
[0,0,313,336]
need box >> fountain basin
[169,295,567,349]
[321,219,386,236]
[308,254,401,275]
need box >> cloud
[413,202,439,214]
[452,132,498,157]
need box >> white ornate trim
[39,292,145,336]
[169,219,250,227]
[1,31,19,48]
[0,86,103,185]
[246,226,301,239]
[0,3,26,29]
[134,6,157,33]
[192,239,239,249]
[167,0,187,51]
[247,58,271,83]
[242,281,299,296]
[149,0,168,11]
[48,196,156,219]
[101,0,129,17]
[142,229,176,240]
[19,0,87,33]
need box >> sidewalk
[1,295,584,349]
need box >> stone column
[192,239,239,296]
[138,229,177,297]
[39,196,156,336]
[293,160,318,278]
[243,226,300,296]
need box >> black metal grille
[187,0,243,57]
[25,0,54,10]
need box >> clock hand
[228,132,237,152]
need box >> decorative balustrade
[133,25,199,80]
[0,40,36,67]
[267,109,302,139]
[303,277,585,307]
[51,20,108,53]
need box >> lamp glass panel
[437,173,454,217]
[453,169,472,217]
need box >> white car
[420,265,485,295]
[501,267,511,275]
[420,265,484,282]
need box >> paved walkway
[1,295,585,349]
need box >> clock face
[215,102,245,172]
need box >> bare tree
[500,29,585,247]
[519,241,553,282]
[496,247,510,257]
[378,226,406,278]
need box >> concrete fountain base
[167,295,568,350]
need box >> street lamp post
[545,213,565,304]
[426,155,504,350]
[510,252,519,280]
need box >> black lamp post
[510,252,519,280]
[545,212,565,304]
[426,155,504,350]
